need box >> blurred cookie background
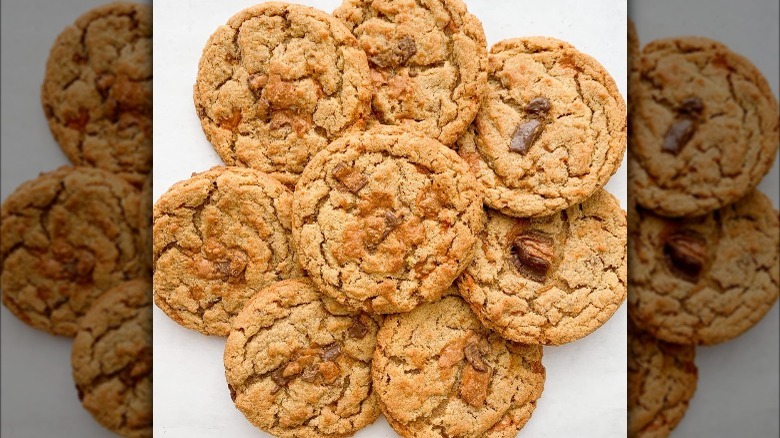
[628,0,779,436]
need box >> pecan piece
[464,339,490,372]
[511,231,554,282]
[333,163,368,193]
[663,229,707,282]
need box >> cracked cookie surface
[292,126,484,314]
[194,2,372,186]
[224,278,380,438]
[458,190,627,345]
[630,37,779,217]
[153,166,301,336]
[334,0,487,146]
[1,166,144,336]
[42,2,152,182]
[628,189,779,345]
[72,278,152,438]
[628,323,697,438]
[373,295,545,438]
[459,37,626,218]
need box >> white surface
[630,0,780,437]
[152,1,628,437]
[0,1,145,437]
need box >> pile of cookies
[627,20,780,438]
[154,1,626,437]
[0,3,153,437]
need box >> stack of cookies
[0,3,153,437]
[153,1,627,436]
[627,20,780,438]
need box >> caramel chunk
[333,163,368,193]
[438,337,467,368]
[460,363,490,407]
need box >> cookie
[458,189,627,345]
[292,126,484,314]
[458,37,626,218]
[628,323,697,438]
[628,189,779,345]
[153,166,302,336]
[194,2,372,186]
[333,0,488,146]
[1,166,144,336]
[629,37,779,217]
[71,278,152,438]
[41,3,152,181]
[373,295,545,438]
[224,278,380,438]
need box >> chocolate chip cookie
[224,278,380,438]
[72,278,152,438]
[42,2,152,182]
[139,173,152,275]
[194,2,372,186]
[373,295,545,438]
[628,189,779,345]
[459,37,626,218]
[628,323,697,438]
[458,189,627,345]
[630,37,779,217]
[1,166,144,336]
[292,126,484,314]
[153,166,302,336]
[333,0,488,146]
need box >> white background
[152,1,628,437]
[0,1,151,437]
[631,0,780,437]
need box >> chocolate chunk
[662,118,697,154]
[664,230,707,282]
[333,163,368,193]
[525,97,551,117]
[397,37,417,64]
[512,231,554,282]
[270,368,288,394]
[321,343,341,361]
[228,384,237,401]
[678,97,703,116]
[464,341,489,372]
[509,119,543,154]
[347,317,369,339]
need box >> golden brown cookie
[72,278,152,438]
[628,323,697,438]
[153,166,302,336]
[193,2,372,186]
[458,190,627,345]
[41,2,152,182]
[459,37,626,218]
[373,295,545,438]
[333,0,488,146]
[628,189,779,345]
[630,37,779,217]
[1,166,144,336]
[224,278,380,438]
[139,173,152,275]
[292,126,484,314]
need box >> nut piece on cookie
[334,0,488,146]
[293,126,484,314]
[153,166,302,336]
[458,37,626,218]
[628,189,779,345]
[1,167,144,336]
[224,278,380,437]
[373,295,545,437]
[458,189,627,345]
[194,2,372,186]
